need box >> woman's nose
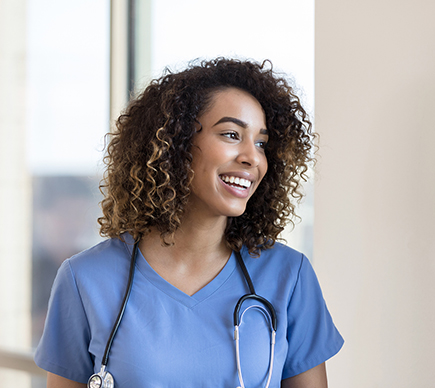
[236,141,261,167]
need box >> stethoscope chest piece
[88,366,114,388]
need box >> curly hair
[98,58,316,256]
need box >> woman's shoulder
[257,241,305,266]
[241,242,307,284]
[49,234,135,311]
[62,234,134,282]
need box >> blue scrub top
[35,234,343,387]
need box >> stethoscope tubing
[88,240,139,388]
[234,251,277,331]
[101,240,139,367]
[90,242,277,388]
[234,251,277,388]
[235,324,276,388]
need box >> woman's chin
[224,206,247,218]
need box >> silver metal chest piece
[87,366,114,388]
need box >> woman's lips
[219,174,252,189]
[218,175,253,198]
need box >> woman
[35,58,343,387]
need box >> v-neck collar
[122,234,237,308]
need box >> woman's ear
[194,119,203,132]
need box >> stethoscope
[88,240,277,388]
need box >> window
[0,1,314,386]
[130,0,315,257]
[0,1,110,386]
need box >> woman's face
[189,87,268,219]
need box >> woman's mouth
[219,175,252,189]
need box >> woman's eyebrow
[213,117,268,135]
[213,116,247,128]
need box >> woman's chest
[87,283,289,387]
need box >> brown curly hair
[98,58,315,256]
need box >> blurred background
[0,0,434,387]
[0,0,314,386]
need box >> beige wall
[0,0,32,386]
[110,0,129,123]
[314,0,435,386]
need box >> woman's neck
[138,216,232,296]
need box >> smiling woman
[98,59,315,256]
[34,58,343,388]
[190,88,268,219]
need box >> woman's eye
[256,140,268,150]
[222,131,239,140]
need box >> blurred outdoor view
[0,1,314,386]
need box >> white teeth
[240,178,251,188]
[220,175,252,189]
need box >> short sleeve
[282,255,344,378]
[34,259,94,383]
